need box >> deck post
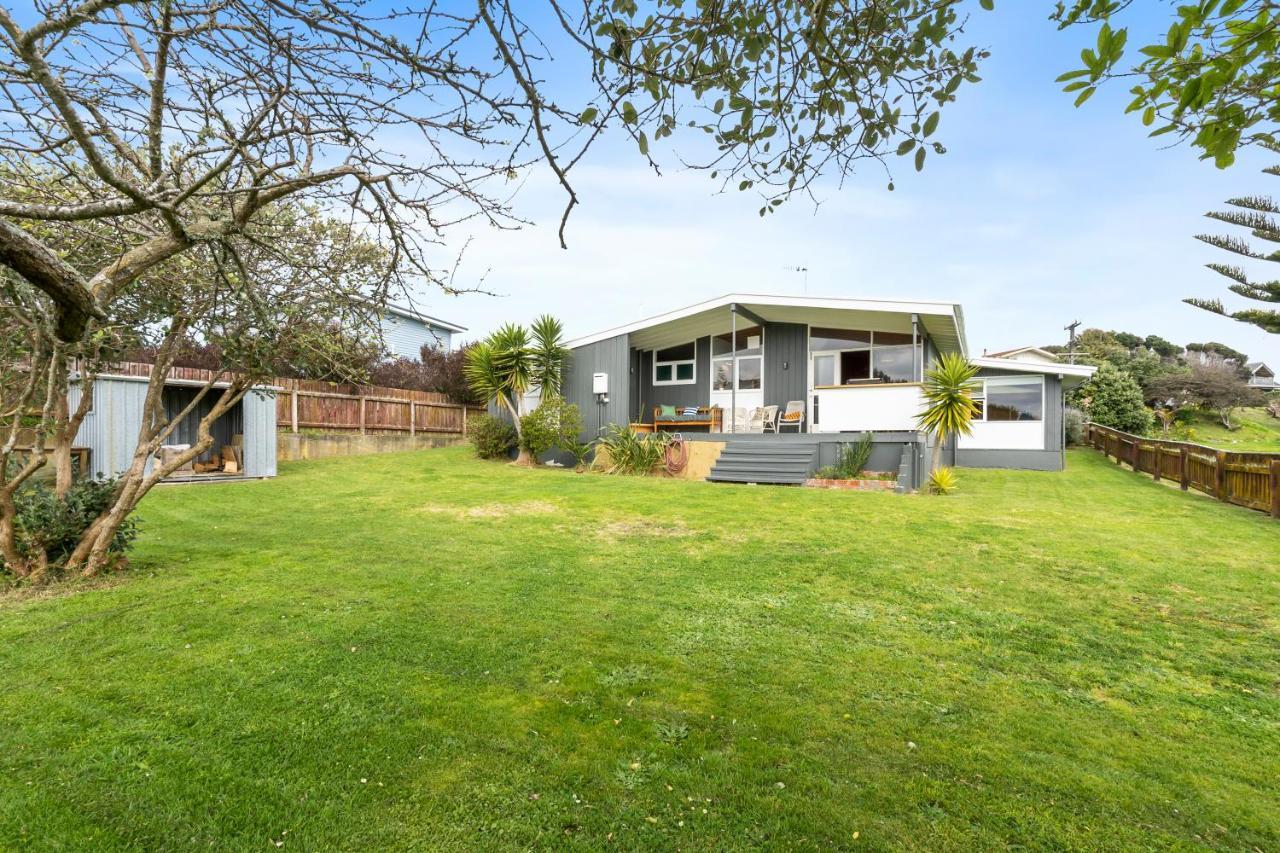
[1270,460,1280,519]
[730,305,737,434]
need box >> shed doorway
[157,385,247,479]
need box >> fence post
[1179,447,1189,491]
[1215,450,1228,501]
[1131,438,1140,471]
[1270,459,1280,519]
[409,400,416,437]
[290,388,298,433]
[359,396,367,435]
[1152,443,1161,482]
[462,404,468,436]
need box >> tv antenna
[784,265,809,294]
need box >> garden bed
[805,473,898,491]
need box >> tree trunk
[52,392,73,497]
[0,495,31,577]
[500,393,533,466]
[930,432,944,473]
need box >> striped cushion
[682,406,700,417]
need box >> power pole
[1064,320,1081,364]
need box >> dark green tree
[1186,150,1280,335]
[1078,362,1154,435]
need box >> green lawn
[1172,406,1280,452]
[2,448,1278,850]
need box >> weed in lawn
[598,664,652,689]
[655,720,690,745]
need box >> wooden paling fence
[100,362,483,437]
[275,377,485,436]
[1084,423,1280,518]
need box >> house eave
[567,292,967,355]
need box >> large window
[971,375,1043,422]
[654,342,696,385]
[712,326,763,392]
[809,328,920,385]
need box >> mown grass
[1172,406,1280,452]
[1,447,1277,850]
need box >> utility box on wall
[592,373,609,395]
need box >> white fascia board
[566,292,963,349]
[384,303,468,333]
[970,356,1096,379]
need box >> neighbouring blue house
[378,304,466,359]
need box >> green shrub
[11,477,136,575]
[468,413,517,460]
[1064,407,1085,445]
[519,398,583,460]
[595,424,671,475]
[1079,362,1154,435]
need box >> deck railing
[1084,422,1280,518]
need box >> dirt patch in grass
[595,518,693,540]
[0,572,131,610]
[420,500,560,520]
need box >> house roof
[384,302,467,333]
[984,346,1061,362]
[1246,361,1272,374]
[566,293,968,356]
[970,356,1097,388]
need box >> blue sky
[416,3,1280,366]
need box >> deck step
[707,440,817,485]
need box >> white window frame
[712,353,764,392]
[970,375,1045,423]
[653,344,697,386]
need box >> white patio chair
[731,406,750,432]
[758,405,780,433]
[777,400,805,432]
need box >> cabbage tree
[916,353,980,472]
[465,324,534,463]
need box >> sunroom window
[809,328,920,385]
[971,376,1043,422]
[712,326,763,391]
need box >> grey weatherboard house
[560,294,1096,489]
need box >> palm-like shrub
[530,315,570,399]
[464,323,534,462]
[916,353,980,473]
[928,466,959,495]
[594,425,671,475]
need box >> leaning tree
[0,0,991,575]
